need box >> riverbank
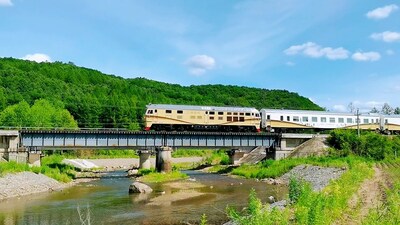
[0,172,65,200]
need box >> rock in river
[129,182,153,194]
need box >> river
[0,170,287,225]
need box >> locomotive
[145,104,261,132]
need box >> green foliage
[289,177,310,204]
[202,150,230,165]
[171,149,211,158]
[327,129,399,160]
[139,170,188,183]
[0,99,77,128]
[228,160,373,225]
[232,156,350,179]
[0,155,76,182]
[227,189,291,225]
[0,57,322,129]
[200,214,208,225]
[0,161,30,176]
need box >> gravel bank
[280,165,346,191]
[0,172,66,200]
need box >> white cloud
[285,61,295,66]
[366,4,398,20]
[386,49,395,55]
[351,51,381,62]
[284,42,349,60]
[185,55,215,75]
[333,105,347,112]
[21,53,52,63]
[371,31,400,43]
[0,0,12,6]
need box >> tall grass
[139,170,188,183]
[0,155,76,183]
[364,158,400,224]
[231,156,357,179]
[228,160,373,225]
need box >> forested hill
[0,58,322,129]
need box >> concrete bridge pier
[227,149,246,165]
[137,149,152,170]
[155,146,172,173]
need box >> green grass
[139,170,188,183]
[47,149,139,159]
[227,159,374,225]
[172,149,211,158]
[0,155,76,183]
[231,156,357,179]
[364,158,400,225]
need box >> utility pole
[356,108,360,137]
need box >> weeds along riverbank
[216,130,400,225]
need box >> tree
[381,103,394,115]
[348,102,355,113]
[394,107,400,115]
[370,107,379,113]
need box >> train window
[218,117,223,120]
[338,118,344,123]
[267,115,270,120]
[166,110,172,114]
[218,112,224,115]
[312,117,317,122]
[280,116,284,121]
[233,117,239,122]
[147,110,153,114]
[321,117,327,123]
[287,116,290,121]
[155,110,157,113]
[347,118,352,123]
[177,110,183,114]
[245,113,250,116]
[206,111,208,114]
[293,116,299,122]
[302,116,308,122]
[209,111,215,115]
[210,116,214,120]
[363,119,368,124]
[239,117,245,122]
[251,113,254,116]
[256,113,260,117]
[329,117,335,123]
[233,112,238,115]
[385,119,388,124]
[227,117,232,122]
[228,112,232,115]
[240,113,244,116]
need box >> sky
[1,0,399,112]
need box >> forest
[0,58,322,129]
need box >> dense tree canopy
[0,99,77,128]
[0,57,322,129]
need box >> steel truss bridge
[20,130,281,150]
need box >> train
[144,104,400,134]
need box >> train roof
[147,104,259,113]
[260,108,381,117]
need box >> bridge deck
[20,130,280,150]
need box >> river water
[0,171,287,225]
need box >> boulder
[129,182,153,194]
[127,169,139,177]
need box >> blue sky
[1,0,400,112]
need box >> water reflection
[0,170,287,225]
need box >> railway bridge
[0,130,316,172]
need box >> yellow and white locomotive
[145,104,261,132]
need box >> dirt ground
[340,166,388,225]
